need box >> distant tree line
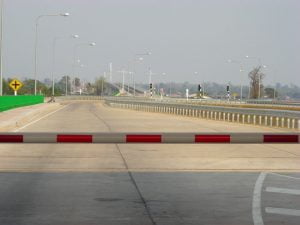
[1,75,300,100]
[1,76,108,96]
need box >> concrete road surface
[0,101,299,225]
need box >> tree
[85,82,95,95]
[75,77,81,87]
[94,77,106,96]
[55,76,71,95]
[264,87,278,99]
[248,66,265,99]
[2,78,13,95]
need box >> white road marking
[268,172,300,180]
[266,187,300,195]
[14,104,69,132]
[252,172,267,225]
[265,207,300,216]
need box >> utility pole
[117,69,127,93]
[101,72,104,96]
[109,63,112,83]
[65,76,68,96]
[0,0,3,96]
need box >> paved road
[0,101,299,225]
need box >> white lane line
[266,187,300,195]
[268,172,300,180]
[265,207,300,216]
[14,104,69,132]
[252,172,267,225]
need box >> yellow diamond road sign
[9,79,23,91]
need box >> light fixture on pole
[128,51,151,96]
[72,42,96,94]
[0,0,3,96]
[33,12,70,95]
[51,34,79,96]
[117,69,130,94]
[228,59,244,101]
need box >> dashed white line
[265,207,300,216]
[252,172,267,225]
[266,187,300,195]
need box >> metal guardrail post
[104,99,300,130]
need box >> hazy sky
[2,0,300,85]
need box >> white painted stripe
[268,172,300,180]
[265,207,300,216]
[252,172,267,225]
[14,104,69,132]
[266,187,300,195]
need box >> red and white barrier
[0,132,299,143]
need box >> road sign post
[9,79,23,96]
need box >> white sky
[2,0,300,85]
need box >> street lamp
[117,69,129,93]
[128,51,151,96]
[51,34,79,96]
[228,59,244,101]
[71,42,96,94]
[0,0,3,96]
[34,12,70,95]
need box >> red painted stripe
[0,135,23,143]
[264,135,298,143]
[57,135,92,143]
[195,135,230,143]
[126,135,162,143]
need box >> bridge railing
[104,98,300,130]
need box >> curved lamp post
[51,34,79,96]
[34,12,70,95]
[128,51,151,96]
[228,59,244,101]
[71,42,96,94]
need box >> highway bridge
[0,98,299,225]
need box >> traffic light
[226,85,230,100]
[150,83,153,98]
[198,84,201,92]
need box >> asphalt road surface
[0,101,299,225]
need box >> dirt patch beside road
[0,103,65,132]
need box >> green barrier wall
[0,95,44,112]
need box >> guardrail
[105,98,300,130]
[0,132,298,143]
[104,96,300,111]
